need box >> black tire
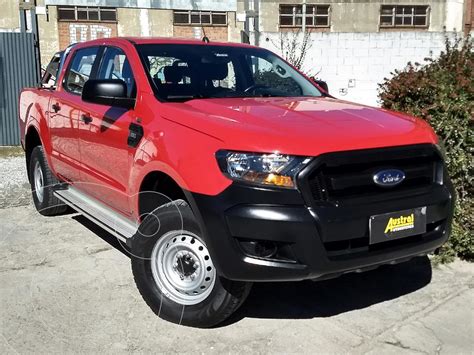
[29,146,68,216]
[131,200,252,328]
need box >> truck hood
[160,97,437,156]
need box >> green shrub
[378,34,473,263]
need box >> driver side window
[97,47,136,98]
[64,47,99,95]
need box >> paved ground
[0,153,30,209]
[1,152,473,354]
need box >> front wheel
[131,200,252,328]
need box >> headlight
[216,150,310,188]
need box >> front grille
[301,144,442,205]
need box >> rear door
[77,45,138,215]
[49,46,100,182]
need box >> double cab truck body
[19,37,454,327]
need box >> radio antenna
[201,23,210,43]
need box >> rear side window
[41,52,62,88]
[64,47,99,95]
[97,47,136,98]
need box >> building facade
[0,0,472,106]
[259,0,466,33]
[257,0,470,105]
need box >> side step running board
[54,187,138,242]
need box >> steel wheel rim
[151,230,216,305]
[34,161,44,203]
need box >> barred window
[57,6,117,22]
[279,4,330,27]
[173,10,227,26]
[380,5,430,28]
[305,5,330,27]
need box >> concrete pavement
[1,203,473,354]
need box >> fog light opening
[238,239,298,263]
[255,241,278,258]
[240,240,278,259]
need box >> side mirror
[314,79,329,94]
[82,79,135,109]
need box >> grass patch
[0,146,24,158]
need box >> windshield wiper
[166,93,296,102]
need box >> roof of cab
[74,36,257,49]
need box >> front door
[77,46,137,215]
[49,46,100,182]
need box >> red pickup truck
[19,37,454,327]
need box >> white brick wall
[261,31,457,106]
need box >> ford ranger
[18,37,454,327]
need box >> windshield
[137,44,323,102]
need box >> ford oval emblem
[373,169,406,187]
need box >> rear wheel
[131,200,252,327]
[29,146,67,216]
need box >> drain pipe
[253,0,260,47]
[243,0,260,46]
[19,0,41,85]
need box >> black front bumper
[186,146,455,282]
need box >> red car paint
[19,38,438,220]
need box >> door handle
[81,114,92,124]
[51,103,61,113]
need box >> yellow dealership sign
[384,213,415,234]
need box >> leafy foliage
[378,34,473,262]
[268,29,313,71]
